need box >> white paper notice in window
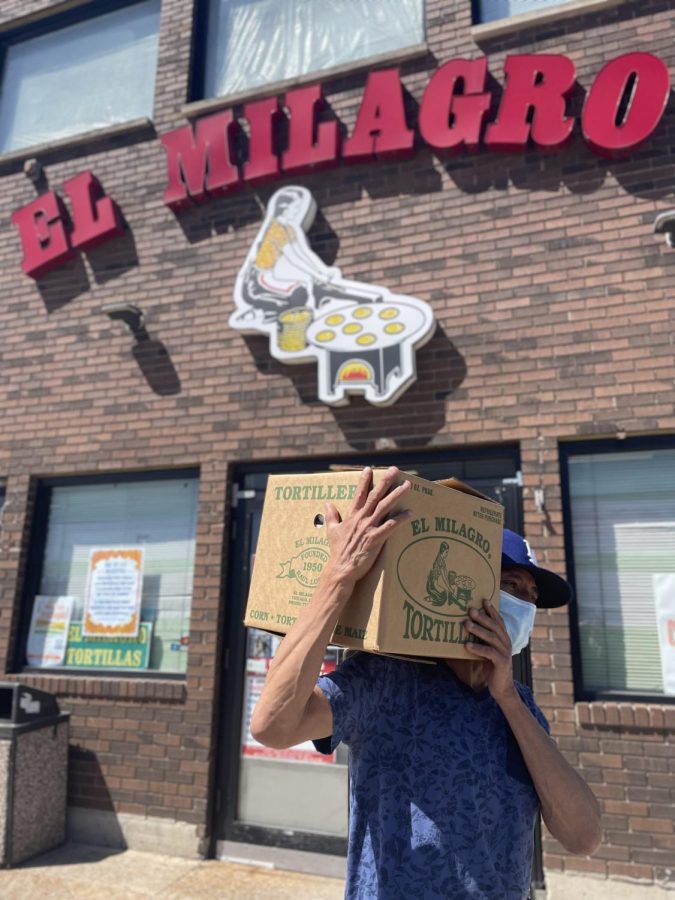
[83,548,144,639]
[654,573,675,696]
[26,595,75,667]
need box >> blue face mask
[499,590,537,655]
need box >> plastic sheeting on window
[0,0,161,153]
[567,448,675,695]
[474,0,574,24]
[203,0,424,99]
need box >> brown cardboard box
[244,469,504,659]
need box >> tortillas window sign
[162,52,670,208]
[229,186,436,407]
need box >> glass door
[214,447,527,859]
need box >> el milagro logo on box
[274,480,358,588]
[398,514,497,646]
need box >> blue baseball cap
[501,529,572,609]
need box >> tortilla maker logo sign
[229,186,436,407]
[397,537,494,618]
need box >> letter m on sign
[161,110,241,209]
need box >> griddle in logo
[397,537,494,617]
[277,547,329,588]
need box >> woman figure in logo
[235,187,381,324]
[426,542,459,608]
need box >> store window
[21,472,198,676]
[473,0,577,23]
[0,0,161,153]
[198,0,425,100]
[562,440,675,700]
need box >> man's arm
[251,467,411,750]
[465,601,602,856]
[496,686,602,856]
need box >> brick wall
[0,0,673,881]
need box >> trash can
[0,683,70,867]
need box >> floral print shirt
[315,653,548,900]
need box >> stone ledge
[5,672,187,703]
[181,43,428,119]
[0,117,154,171]
[576,701,675,730]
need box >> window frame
[0,0,161,155]
[470,0,628,34]
[560,434,675,705]
[14,467,200,681]
[188,0,427,105]
[471,0,576,22]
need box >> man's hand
[463,599,517,703]
[323,466,412,589]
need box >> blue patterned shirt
[316,653,548,900]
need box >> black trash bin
[0,683,70,867]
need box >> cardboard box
[244,469,504,659]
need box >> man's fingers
[482,601,511,647]
[324,501,342,527]
[464,640,498,663]
[361,466,402,517]
[372,508,412,538]
[466,611,510,655]
[370,479,412,524]
[349,467,373,513]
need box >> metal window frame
[559,434,675,705]
[13,466,200,680]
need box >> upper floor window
[0,0,161,154]
[562,439,675,701]
[473,0,577,23]
[198,0,425,100]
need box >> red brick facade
[0,0,673,885]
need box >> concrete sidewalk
[0,843,345,899]
[1,843,673,899]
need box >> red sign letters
[10,51,672,277]
[11,171,123,279]
[161,52,671,209]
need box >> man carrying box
[251,467,601,899]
